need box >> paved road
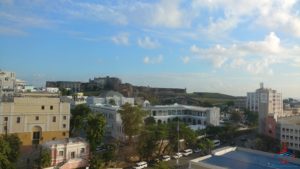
[147,152,203,169]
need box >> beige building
[0,92,70,146]
[278,116,300,151]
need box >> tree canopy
[70,104,92,136]
[118,103,148,143]
[85,114,106,151]
[0,134,22,169]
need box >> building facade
[90,104,125,140]
[46,81,81,92]
[144,103,220,127]
[0,71,16,98]
[278,116,300,151]
[0,92,70,146]
[43,137,89,169]
[247,83,283,135]
[246,92,259,112]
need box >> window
[50,105,53,110]
[63,116,67,120]
[16,117,20,123]
[62,132,66,136]
[52,116,56,122]
[59,151,64,156]
[4,117,8,121]
[35,116,39,120]
[41,105,45,110]
[80,148,85,154]
[63,124,66,128]
[71,152,75,159]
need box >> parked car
[182,149,193,156]
[172,152,183,159]
[193,148,201,153]
[96,146,107,152]
[161,155,171,161]
[133,161,148,169]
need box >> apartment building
[247,83,283,135]
[0,71,16,98]
[0,92,70,146]
[278,116,300,151]
[246,92,259,112]
[144,103,220,127]
[43,137,89,169]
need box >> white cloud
[151,0,187,28]
[66,2,127,25]
[111,33,129,45]
[143,55,163,64]
[190,32,300,74]
[193,0,300,37]
[181,56,190,64]
[0,26,27,36]
[137,36,159,49]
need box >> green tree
[154,161,170,169]
[136,129,157,160]
[4,134,22,162]
[89,153,105,169]
[144,116,156,126]
[0,134,22,169]
[245,110,258,126]
[85,114,106,151]
[0,153,14,169]
[197,138,214,154]
[230,111,242,123]
[39,148,51,168]
[102,144,117,165]
[118,103,148,143]
[70,104,91,136]
[108,99,116,106]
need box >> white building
[247,83,283,135]
[278,116,300,151]
[90,104,125,140]
[0,71,16,98]
[144,103,220,129]
[246,92,259,112]
[87,91,134,106]
[43,137,89,169]
[88,91,134,141]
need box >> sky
[1,0,300,97]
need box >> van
[183,149,193,156]
[133,161,147,169]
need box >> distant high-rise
[247,83,283,136]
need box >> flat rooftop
[278,115,300,125]
[190,147,300,169]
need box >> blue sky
[1,0,300,97]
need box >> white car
[193,148,201,153]
[133,161,148,169]
[172,152,183,159]
[183,149,193,156]
[161,155,171,161]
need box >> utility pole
[176,117,179,167]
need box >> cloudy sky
[1,0,300,97]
